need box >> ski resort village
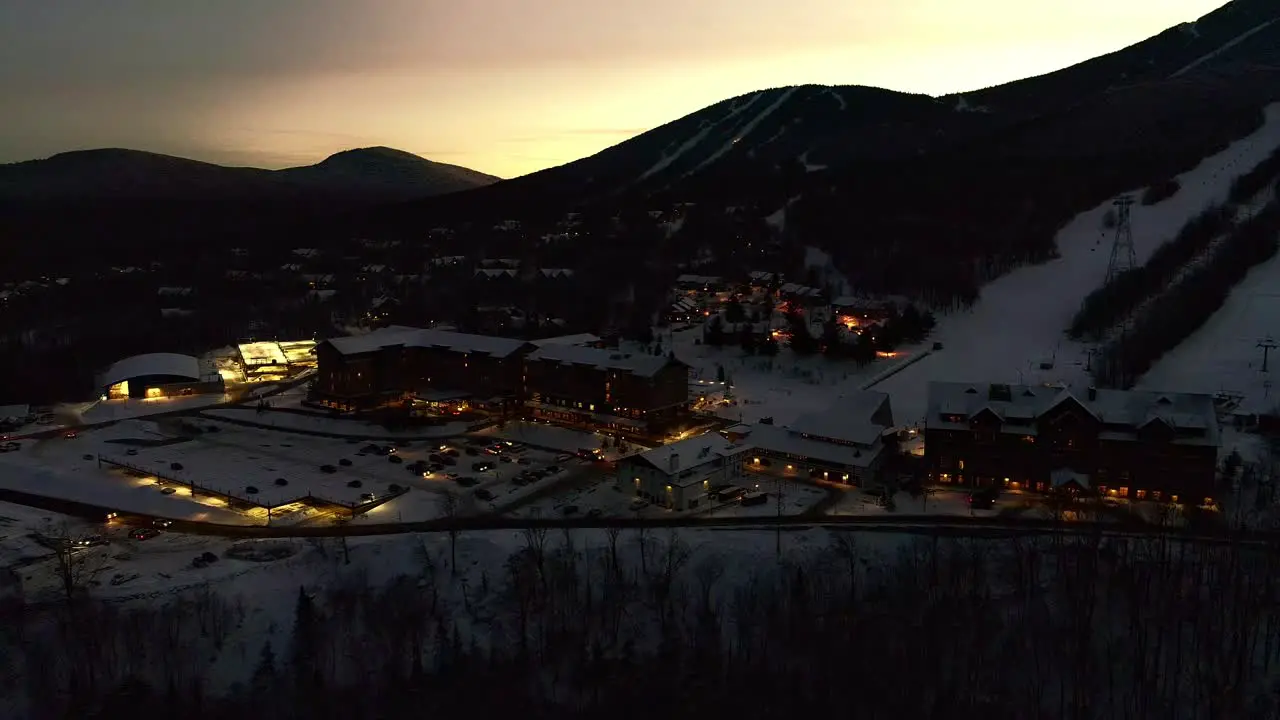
[10,3,1280,708]
[6,101,1280,594]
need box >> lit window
[958,460,965,470]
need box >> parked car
[443,448,460,458]
[388,454,404,464]
[517,457,533,465]
[153,518,172,528]
[360,493,376,502]
[338,458,353,467]
[499,455,513,464]
[130,528,160,540]
[429,453,444,463]
[968,488,999,510]
[474,488,494,501]
[455,476,478,487]
[440,456,456,466]
[160,487,177,495]
[546,465,562,475]
[320,464,337,474]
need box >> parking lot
[89,421,586,523]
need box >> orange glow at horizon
[0,1,1230,179]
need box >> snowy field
[201,406,470,439]
[869,102,1280,424]
[653,325,902,426]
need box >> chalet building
[675,274,724,292]
[524,345,690,436]
[723,390,895,485]
[832,296,894,323]
[619,433,752,510]
[312,326,531,412]
[923,382,1221,504]
[779,283,824,304]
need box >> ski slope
[869,102,1280,424]
[1137,219,1280,415]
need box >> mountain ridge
[0,146,499,202]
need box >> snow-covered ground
[201,406,471,438]
[1138,224,1280,415]
[7,515,909,694]
[0,421,255,524]
[658,325,900,426]
[474,420,632,459]
[71,393,232,424]
[869,102,1280,425]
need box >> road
[2,483,1274,548]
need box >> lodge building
[924,382,1221,504]
[313,327,531,412]
[524,344,690,435]
[312,326,690,435]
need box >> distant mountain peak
[317,146,432,165]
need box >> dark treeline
[1095,194,1280,388]
[1069,204,1236,341]
[9,528,1280,719]
[1230,143,1280,204]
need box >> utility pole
[1259,336,1277,373]
[775,472,783,559]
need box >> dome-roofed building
[99,353,225,400]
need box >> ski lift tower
[1106,195,1137,285]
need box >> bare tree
[42,521,107,603]
[438,492,460,575]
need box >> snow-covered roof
[624,433,752,479]
[925,382,1220,447]
[1051,468,1091,489]
[726,423,883,468]
[530,333,601,348]
[0,404,29,422]
[475,268,517,279]
[526,345,677,377]
[788,391,892,445]
[676,274,722,286]
[832,296,887,310]
[540,268,574,278]
[323,327,529,358]
[100,353,203,387]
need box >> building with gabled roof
[619,433,753,510]
[924,381,1220,504]
[722,390,895,485]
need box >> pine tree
[252,641,277,693]
[291,587,322,693]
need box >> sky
[0,0,1232,179]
